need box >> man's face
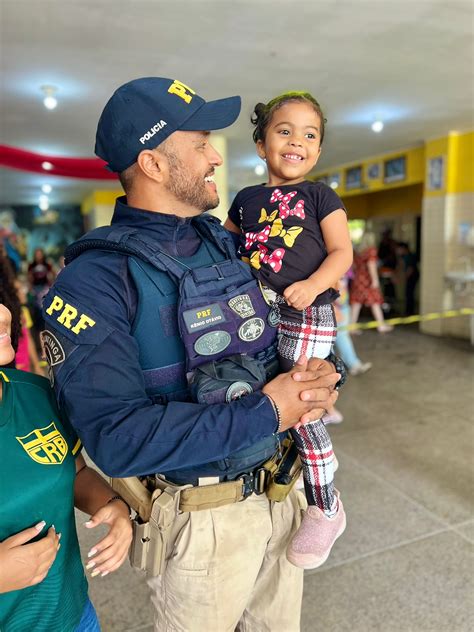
[159,131,223,213]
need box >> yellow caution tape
[340,308,474,331]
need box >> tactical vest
[66,215,281,483]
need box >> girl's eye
[306,133,316,139]
[278,130,290,136]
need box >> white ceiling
[1,0,473,207]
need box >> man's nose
[209,144,223,166]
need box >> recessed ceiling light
[371,120,384,133]
[39,195,49,211]
[42,161,53,171]
[41,184,52,194]
[254,164,265,176]
[41,85,58,110]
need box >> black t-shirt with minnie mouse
[228,180,345,307]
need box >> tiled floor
[76,326,474,631]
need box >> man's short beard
[160,145,219,213]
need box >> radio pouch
[263,436,302,502]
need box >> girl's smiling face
[257,101,322,186]
[0,304,15,366]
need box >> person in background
[14,278,44,375]
[335,271,372,375]
[0,301,133,631]
[397,241,419,316]
[0,251,21,368]
[28,248,54,291]
[322,271,373,426]
[377,228,398,311]
[350,232,393,333]
[28,248,53,337]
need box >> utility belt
[109,437,302,577]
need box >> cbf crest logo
[16,422,68,465]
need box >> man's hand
[0,522,60,594]
[262,356,340,431]
[292,356,340,425]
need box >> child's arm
[223,217,241,234]
[284,209,353,310]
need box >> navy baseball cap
[95,77,241,173]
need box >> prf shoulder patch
[45,294,96,335]
[43,292,113,345]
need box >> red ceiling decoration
[0,145,118,180]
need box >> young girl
[225,92,353,569]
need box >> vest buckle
[212,263,226,280]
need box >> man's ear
[256,140,266,161]
[136,149,167,183]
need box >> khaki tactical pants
[147,488,306,631]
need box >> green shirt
[0,369,88,632]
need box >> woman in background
[350,232,393,333]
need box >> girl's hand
[84,499,132,578]
[283,280,318,310]
[0,523,60,593]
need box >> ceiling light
[41,85,58,110]
[41,184,52,194]
[42,161,53,171]
[39,195,49,211]
[371,120,384,133]
[254,164,266,176]
[330,180,339,189]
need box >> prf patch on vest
[182,303,226,333]
[44,293,96,336]
[16,422,68,465]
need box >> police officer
[43,77,343,631]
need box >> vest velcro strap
[178,479,245,512]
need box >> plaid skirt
[278,303,337,366]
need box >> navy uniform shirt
[42,197,277,478]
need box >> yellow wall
[314,145,425,198]
[344,184,423,219]
[81,190,121,216]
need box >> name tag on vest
[182,303,226,333]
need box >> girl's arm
[74,455,132,577]
[223,217,241,234]
[284,209,353,310]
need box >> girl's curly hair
[251,91,327,145]
[0,250,21,355]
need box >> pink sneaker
[286,491,346,569]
